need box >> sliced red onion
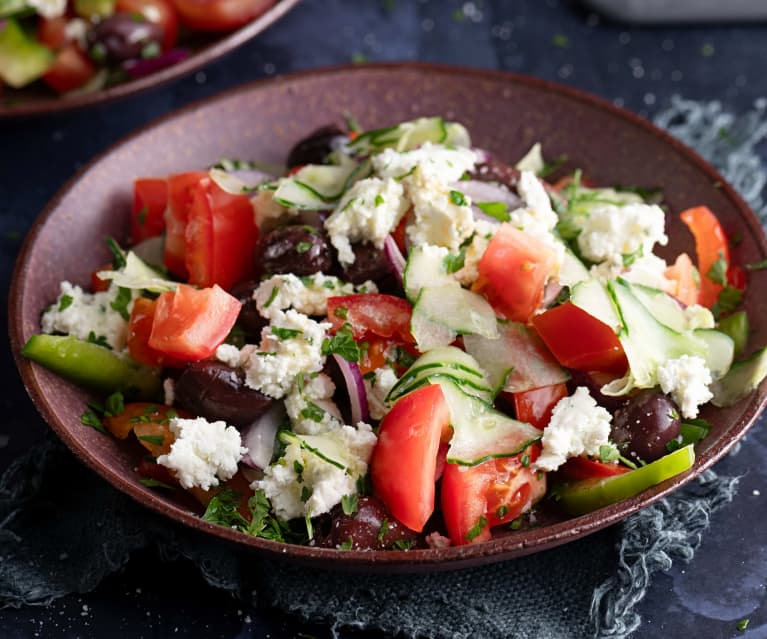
[383,234,406,285]
[541,280,564,308]
[122,48,191,79]
[240,402,284,470]
[456,179,522,209]
[332,354,370,424]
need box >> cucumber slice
[273,162,368,210]
[717,311,749,358]
[403,244,454,304]
[463,320,570,394]
[629,282,688,332]
[692,328,734,379]
[570,278,621,330]
[557,247,591,288]
[0,19,55,89]
[350,117,453,154]
[711,347,767,407]
[97,251,177,293]
[554,445,695,515]
[438,380,541,466]
[414,284,498,339]
[410,309,457,353]
[277,430,350,472]
[0,0,26,18]
[443,122,471,148]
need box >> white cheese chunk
[284,373,343,435]
[157,417,247,491]
[656,355,713,419]
[363,365,399,420]
[372,143,477,183]
[535,386,612,472]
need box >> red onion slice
[332,354,370,424]
[240,403,284,469]
[383,234,406,285]
[122,48,191,79]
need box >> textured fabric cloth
[1,99,765,638]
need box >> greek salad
[0,0,275,98]
[22,116,767,550]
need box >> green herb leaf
[296,242,313,254]
[737,619,749,631]
[138,435,165,446]
[263,286,280,308]
[58,295,73,311]
[104,391,124,418]
[476,201,510,222]
[393,538,415,550]
[136,207,147,227]
[87,331,112,350]
[81,409,107,434]
[300,485,313,502]
[110,287,132,321]
[374,194,385,207]
[706,251,729,286]
[496,504,510,519]
[509,517,523,530]
[465,515,487,541]
[339,536,354,550]
[105,237,127,270]
[520,454,531,467]
[377,518,390,542]
[300,401,325,423]
[443,246,467,274]
[139,478,175,490]
[334,305,349,320]
[272,327,302,340]
[449,190,467,206]
[203,489,249,529]
[713,285,743,318]
[341,493,358,516]
[321,324,362,362]
[745,258,767,271]
[598,444,620,463]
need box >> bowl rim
[9,61,767,571]
[0,0,301,120]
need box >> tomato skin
[532,302,628,375]
[127,297,185,367]
[116,0,179,51]
[474,223,557,322]
[148,284,242,361]
[680,206,732,308]
[131,177,168,243]
[42,45,97,94]
[163,171,207,278]
[185,177,259,290]
[327,294,414,342]
[370,384,451,532]
[170,0,275,31]
[510,382,568,429]
[441,455,546,546]
[558,457,630,481]
[90,262,113,293]
[37,17,69,50]
[664,252,700,307]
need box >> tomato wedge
[558,457,631,481]
[131,177,168,243]
[327,294,414,342]
[441,454,546,546]
[128,297,185,368]
[370,384,451,532]
[510,382,568,429]
[185,176,259,290]
[148,284,241,361]
[680,206,731,308]
[532,302,628,375]
[164,171,207,278]
[116,0,179,51]
[42,45,97,94]
[474,223,558,322]
[170,0,275,31]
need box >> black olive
[286,125,348,169]
[611,389,682,462]
[341,242,397,289]
[174,362,273,429]
[256,224,333,277]
[87,13,163,64]
[229,280,268,338]
[467,156,521,190]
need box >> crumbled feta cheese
[40,281,133,351]
[620,254,672,291]
[513,170,559,236]
[215,343,243,368]
[453,219,499,286]
[241,310,330,399]
[27,0,66,18]
[255,423,377,520]
[364,366,399,420]
[656,355,713,419]
[535,386,612,472]
[577,202,668,266]
[163,378,175,406]
[157,417,247,490]
[254,273,377,321]
[284,373,343,435]
[683,304,715,330]
[372,143,477,183]
[64,18,88,47]
[515,142,545,175]
[405,170,476,251]
[325,177,408,265]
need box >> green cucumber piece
[711,347,767,407]
[463,320,570,394]
[0,19,54,89]
[438,380,541,466]
[402,244,454,304]
[629,282,689,332]
[0,0,26,18]
[555,445,695,515]
[409,309,457,353]
[22,334,161,400]
[97,251,177,293]
[273,162,366,210]
[570,278,621,330]
[717,310,749,358]
[349,117,456,154]
[412,284,498,342]
[557,247,591,288]
[277,430,350,472]
[692,328,734,379]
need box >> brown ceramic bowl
[9,63,767,571]
[0,0,299,119]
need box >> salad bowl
[0,0,300,119]
[9,62,767,571]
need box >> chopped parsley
[263,286,280,308]
[443,246,467,274]
[300,485,313,503]
[374,194,385,207]
[465,515,487,541]
[138,434,165,446]
[341,493,358,516]
[377,518,390,542]
[272,327,302,340]
[110,287,132,321]
[713,285,743,318]
[598,444,620,463]
[737,619,749,631]
[104,391,124,418]
[496,504,510,519]
[80,409,107,434]
[706,251,729,285]
[136,207,148,227]
[105,237,127,269]
[58,295,73,311]
[293,460,304,477]
[509,517,523,530]
[321,324,361,362]
[139,478,175,490]
[520,454,531,467]
[339,536,354,550]
[334,305,349,320]
[296,241,313,254]
[393,538,416,550]
[87,331,112,350]
[476,201,510,222]
[300,401,325,423]
[449,190,467,206]
[746,258,767,271]
[202,489,296,543]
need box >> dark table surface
[2,1,767,637]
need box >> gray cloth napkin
[1,98,765,639]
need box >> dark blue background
[2,1,766,637]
